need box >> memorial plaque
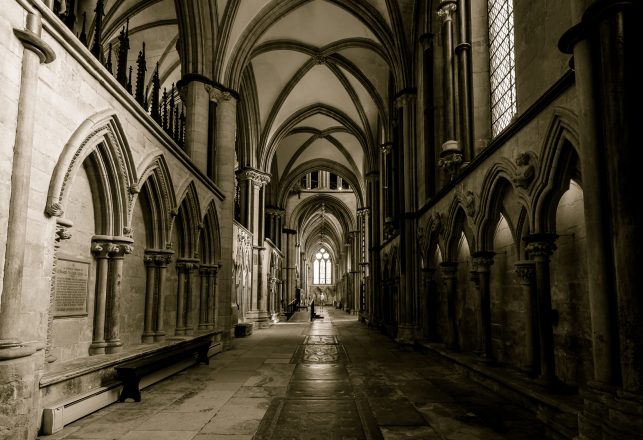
[54,258,90,317]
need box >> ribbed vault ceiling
[91,0,414,263]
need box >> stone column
[559,0,620,390]
[89,241,111,355]
[440,262,459,350]
[437,0,463,181]
[154,253,172,341]
[515,260,538,375]
[184,262,198,335]
[142,254,157,343]
[524,233,558,386]
[105,243,132,354]
[366,172,380,325]
[206,85,237,337]
[178,78,210,173]
[455,0,473,161]
[236,167,270,326]
[284,228,297,305]
[422,268,437,341]
[559,2,643,436]
[175,261,187,336]
[208,266,218,328]
[0,10,55,349]
[472,251,495,360]
[199,266,210,331]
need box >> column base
[141,333,155,343]
[579,383,643,440]
[89,342,107,355]
[395,324,418,345]
[105,341,122,354]
[154,332,166,342]
[246,310,272,328]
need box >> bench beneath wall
[115,333,212,402]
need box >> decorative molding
[13,27,56,64]
[205,84,233,103]
[236,167,271,185]
[456,185,476,217]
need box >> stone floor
[40,308,550,439]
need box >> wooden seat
[115,335,212,402]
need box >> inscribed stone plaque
[54,258,90,316]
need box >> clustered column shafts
[472,251,495,360]
[524,233,558,386]
[559,3,643,436]
[175,260,199,336]
[89,240,132,355]
[198,265,220,331]
[515,260,538,374]
[440,261,459,350]
[142,251,173,343]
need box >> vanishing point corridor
[42,309,550,440]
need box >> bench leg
[197,346,209,365]
[118,378,142,402]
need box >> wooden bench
[115,335,212,402]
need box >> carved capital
[380,143,393,154]
[437,1,457,23]
[205,84,232,103]
[524,233,558,259]
[236,167,271,185]
[514,261,536,284]
[440,261,458,276]
[472,251,495,271]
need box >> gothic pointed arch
[135,154,177,249]
[174,181,202,258]
[200,201,222,265]
[531,107,581,232]
[46,109,137,237]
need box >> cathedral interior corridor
[39,308,552,440]
[1,0,642,438]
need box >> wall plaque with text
[54,258,90,317]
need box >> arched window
[488,0,516,136]
[313,248,332,284]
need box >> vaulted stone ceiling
[90,0,415,256]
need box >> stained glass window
[313,248,332,285]
[488,0,516,136]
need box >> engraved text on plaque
[54,258,90,316]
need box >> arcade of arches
[0,0,641,438]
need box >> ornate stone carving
[437,1,457,22]
[46,202,64,217]
[430,212,444,234]
[380,143,393,154]
[205,84,232,103]
[313,55,327,65]
[457,186,476,217]
[236,167,270,186]
[514,261,536,283]
[55,224,72,241]
[513,152,536,188]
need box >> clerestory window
[488,0,516,136]
[313,248,332,285]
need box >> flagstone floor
[40,307,549,440]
